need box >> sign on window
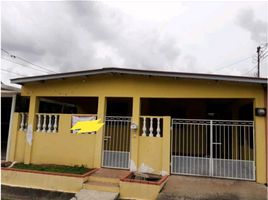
[71,115,97,134]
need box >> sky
[1,1,268,86]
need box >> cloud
[2,1,267,84]
[236,8,267,43]
[1,1,182,74]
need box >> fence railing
[140,116,163,137]
[171,118,255,180]
[19,112,28,131]
[36,113,59,133]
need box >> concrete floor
[157,175,268,200]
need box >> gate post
[24,96,39,164]
[162,116,171,175]
[254,97,266,184]
[130,96,140,171]
[94,96,106,168]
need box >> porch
[7,96,260,182]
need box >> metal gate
[171,119,255,180]
[102,116,131,169]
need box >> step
[73,189,119,200]
[83,181,119,193]
[88,175,119,184]
[91,168,130,179]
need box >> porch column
[130,96,140,171]
[255,96,266,184]
[24,96,39,164]
[162,116,171,175]
[94,96,106,168]
[6,94,17,161]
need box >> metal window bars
[171,118,255,181]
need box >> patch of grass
[12,163,91,175]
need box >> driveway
[157,175,267,200]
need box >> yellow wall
[138,136,163,174]
[9,113,97,168]
[2,170,83,193]
[8,113,25,162]
[15,74,267,183]
[14,131,26,162]
[119,181,165,200]
[31,133,96,168]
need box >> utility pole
[257,46,261,78]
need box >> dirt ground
[1,185,74,200]
[157,175,268,200]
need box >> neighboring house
[6,68,268,184]
[1,82,20,160]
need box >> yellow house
[6,67,268,185]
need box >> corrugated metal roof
[11,67,268,85]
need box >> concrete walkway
[71,189,118,200]
[157,175,267,200]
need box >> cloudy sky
[1,1,267,86]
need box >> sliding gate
[171,119,255,180]
[102,116,132,169]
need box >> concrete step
[83,181,119,193]
[73,189,119,200]
[88,175,119,184]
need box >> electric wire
[215,55,254,71]
[243,65,257,76]
[1,48,57,73]
[2,57,50,73]
[1,68,27,77]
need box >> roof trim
[1,82,21,93]
[11,67,268,85]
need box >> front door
[102,116,132,169]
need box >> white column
[47,115,52,133]
[156,117,161,137]
[142,117,147,136]
[36,114,41,132]
[6,94,17,161]
[149,117,153,137]
[42,114,47,132]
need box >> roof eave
[10,67,268,85]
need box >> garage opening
[141,98,253,120]
[141,98,255,180]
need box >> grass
[12,163,91,175]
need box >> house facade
[7,68,267,184]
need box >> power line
[1,68,27,77]
[215,55,254,71]
[243,65,257,76]
[1,48,9,55]
[2,57,50,73]
[1,48,57,73]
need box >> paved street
[1,185,74,200]
[157,175,268,200]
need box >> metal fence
[171,119,255,180]
[102,116,132,169]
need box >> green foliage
[12,163,91,175]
